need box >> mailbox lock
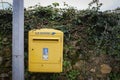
[41,64,43,67]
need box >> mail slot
[28,28,63,72]
[33,37,59,42]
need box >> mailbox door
[29,37,62,64]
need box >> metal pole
[1,0,4,9]
[12,0,24,80]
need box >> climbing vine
[0,1,120,80]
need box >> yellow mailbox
[28,28,63,72]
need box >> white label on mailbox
[43,48,48,60]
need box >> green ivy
[0,1,120,80]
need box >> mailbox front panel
[29,37,61,63]
[28,29,63,72]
